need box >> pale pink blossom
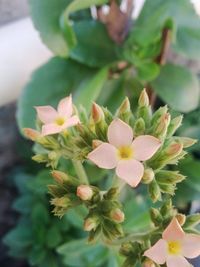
[88,119,161,187]
[35,95,79,136]
[144,218,200,267]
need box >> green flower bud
[184,214,200,228]
[150,208,163,226]
[167,115,183,137]
[142,168,155,184]
[151,105,168,126]
[148,180,161,202]
[155,170,185,184]
[158,183,176,195]
[134,118,145,135]
[160,199,173,217]
[32,154,48,163]
[138,89,149,107]
[154,113,171,139]
[174,137,197,148]
[51,170,69,184]
[143,259,156,267]
[116,97,131,123]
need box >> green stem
[72,160,89,184]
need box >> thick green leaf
[137,62,160,82]
[46,225,62,248]
[29,0,72,57]
[57,239,108,266]
[70,21,119,67]
[17,57,97,130]
[74,66,109,111]
[151,64,200,112]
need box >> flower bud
[142,168,154,184]
[51,170,69,184]
[167,115,183,137]
[143,259,156,267]
[23,128,40,141]
[150,208,163,226]
[92,139,103,149]
[48,151,58,160]
[32,154,48,163]
[174,137,197,148]
[151,106,168,125]
[165,142,183,158]
[51,196,70,208]
[148,180,161,203]
[110,208,125,223]
[184,214,200,228]
[154,113,171,139]
[77,185,93,201]
[155,170,185,184]
[84,217,99,231]
[176,213,186,226]
[134,118,145,135]
[138,89,149,107]
[92,103,104,123]
[118,97,130,114]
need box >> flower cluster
[24,89,200,266]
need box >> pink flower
[88,119,161,187]
[35,95,79,136]
[144,218,200,267]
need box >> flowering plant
[24,90,200,267]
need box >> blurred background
[0,0,200,267]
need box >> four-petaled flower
[35,95,79,136]
[144,217,200,267]
[88,119,161,187]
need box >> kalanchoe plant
[24,89,200,267]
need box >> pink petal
[132,135,161,161]
[182,234,200,259]
[108,119,133,148]
[163,218,185,241]
[166,256,191,267]
[144,239,167,265]
[35,106,58,124]
[116,159,144,187]
[88,143,118,169]
[61,115,80,129]
[57,95,73,117]
[41,123,62,136]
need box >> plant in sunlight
[24,90,200,267]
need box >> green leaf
[70,21,119,67]
[137,62,160,82]
[17,57,97,130]
[12,195,33,214]
[74,66,109,111]
[174,26,200,59]
[46,225,62,248]
[57,239,108,266]
[29,0,72,57]
[151,64,200,112]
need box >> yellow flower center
[118,146,133,160]
[55,117,65,126]
[168,241,181,255]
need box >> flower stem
[72,160,89,184]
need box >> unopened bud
[118,97,130,114]
[148,180,161,203]
[92,103,104,123]
[167,115,183,137]
[143,259,156,267]
[176,213,186,226]
[48,151,58,160]
[139,89,149,107]
[32,154,47,163]
[23,128,40,141]
[174,137,197,148]
[142,168,154,184]
[134,118,145,135]
[184,214,200,228]
[84,217,99,231]
[150,208,163,226]
[51,196,70,208]
[156,170,185,184]
[166,142,183,158]
[51,170,69,184]
[154,113,171,139]
[92,139,103,149]
[151,106,168,125]
[110,208,125,223]
[77,185,93,201]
